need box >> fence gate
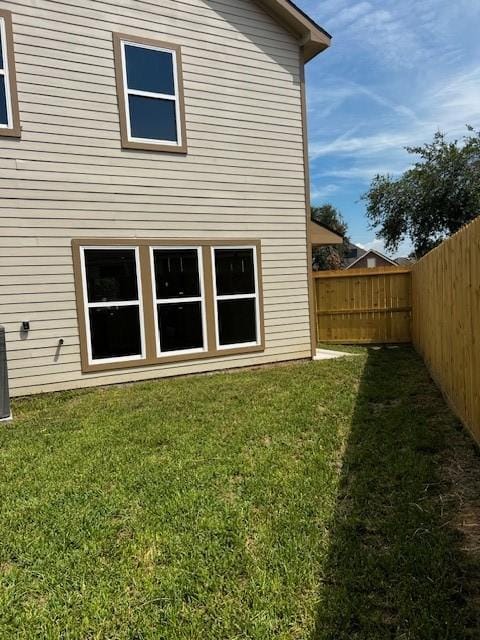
[313,267,412,344]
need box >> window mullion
[156,296,202,305]
[217,293,257,301]
[127,88,176,101]
[137,243,157,364]
[87,300,140,309]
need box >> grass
[0,348,478,638]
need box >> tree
[363,128,480,257]
[313,245,343,271]
[311,204,350,270]
[311,204,348,237]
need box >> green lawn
[0,348,478,638]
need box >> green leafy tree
[311,204,349,270]
[311,204,348,237]
[313,245,343,271]
[363,128,480,257]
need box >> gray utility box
[0,326,11,420]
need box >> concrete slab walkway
[313,348,357,361]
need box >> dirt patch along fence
[412,216,480,444]
[313,267,412,344]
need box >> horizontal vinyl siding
[0,0,311,396]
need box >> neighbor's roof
[395,257,415,265]
[346,249,398,269]
[256,0,331,61]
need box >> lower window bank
[72,239,264,373]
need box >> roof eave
[302,36,331,62]
[255,0,331,63]
[311,218,344,241]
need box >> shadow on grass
[312,347,480,640]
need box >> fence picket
[313,267,412,345]
[412,216,480,443]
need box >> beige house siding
[1,0,313,396]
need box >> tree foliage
[311,204,348,237]
[311,204,349,270]
[363,128,480,257]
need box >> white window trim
[211,246,261,351]
[80,246,146,366]
[150,246,208,358]
[120,39,182,148]
[0,17,13,130]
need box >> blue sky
[298,0,480,256]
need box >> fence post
[0,326,12,422]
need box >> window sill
[121,137,187,153]
[0,126,20,138]
[81,343,265,374]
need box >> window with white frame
[73,241,264,373]
[81,248,145,364]
[114,33,186,151]
[213,247,260,348]
[0,10,20,136]
[151,247,206,355]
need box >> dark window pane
[0,76,7,125]
[218,299,257,346]
[129,95,177,143]
[215,249,255,296]
[158,302,203,353]
[154,249,200,299]
[84,249,138,303]
[125,45,175,95]
[0,33,4,70]
[89,305,141,360]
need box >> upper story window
[0,9,20,137]
[113,33,187,153]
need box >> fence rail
[412,216,480,443]
[313,266,412,344]
[312,220,480,443]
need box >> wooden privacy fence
[412,216,480,444]
[314,266,412,344]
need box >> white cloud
[313,0,472,70]
[310,183,339,201]
[299,0,480,248]
[318,165,405,180]
[429,66,480,129]
[328,2,430,68]
[356,238,391,254]
[355,237,413,258]
[313,0,350,19]
[329,2,373,28]
[310,131,410,159]
[309,63,480,168]
[307,81,419,122]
